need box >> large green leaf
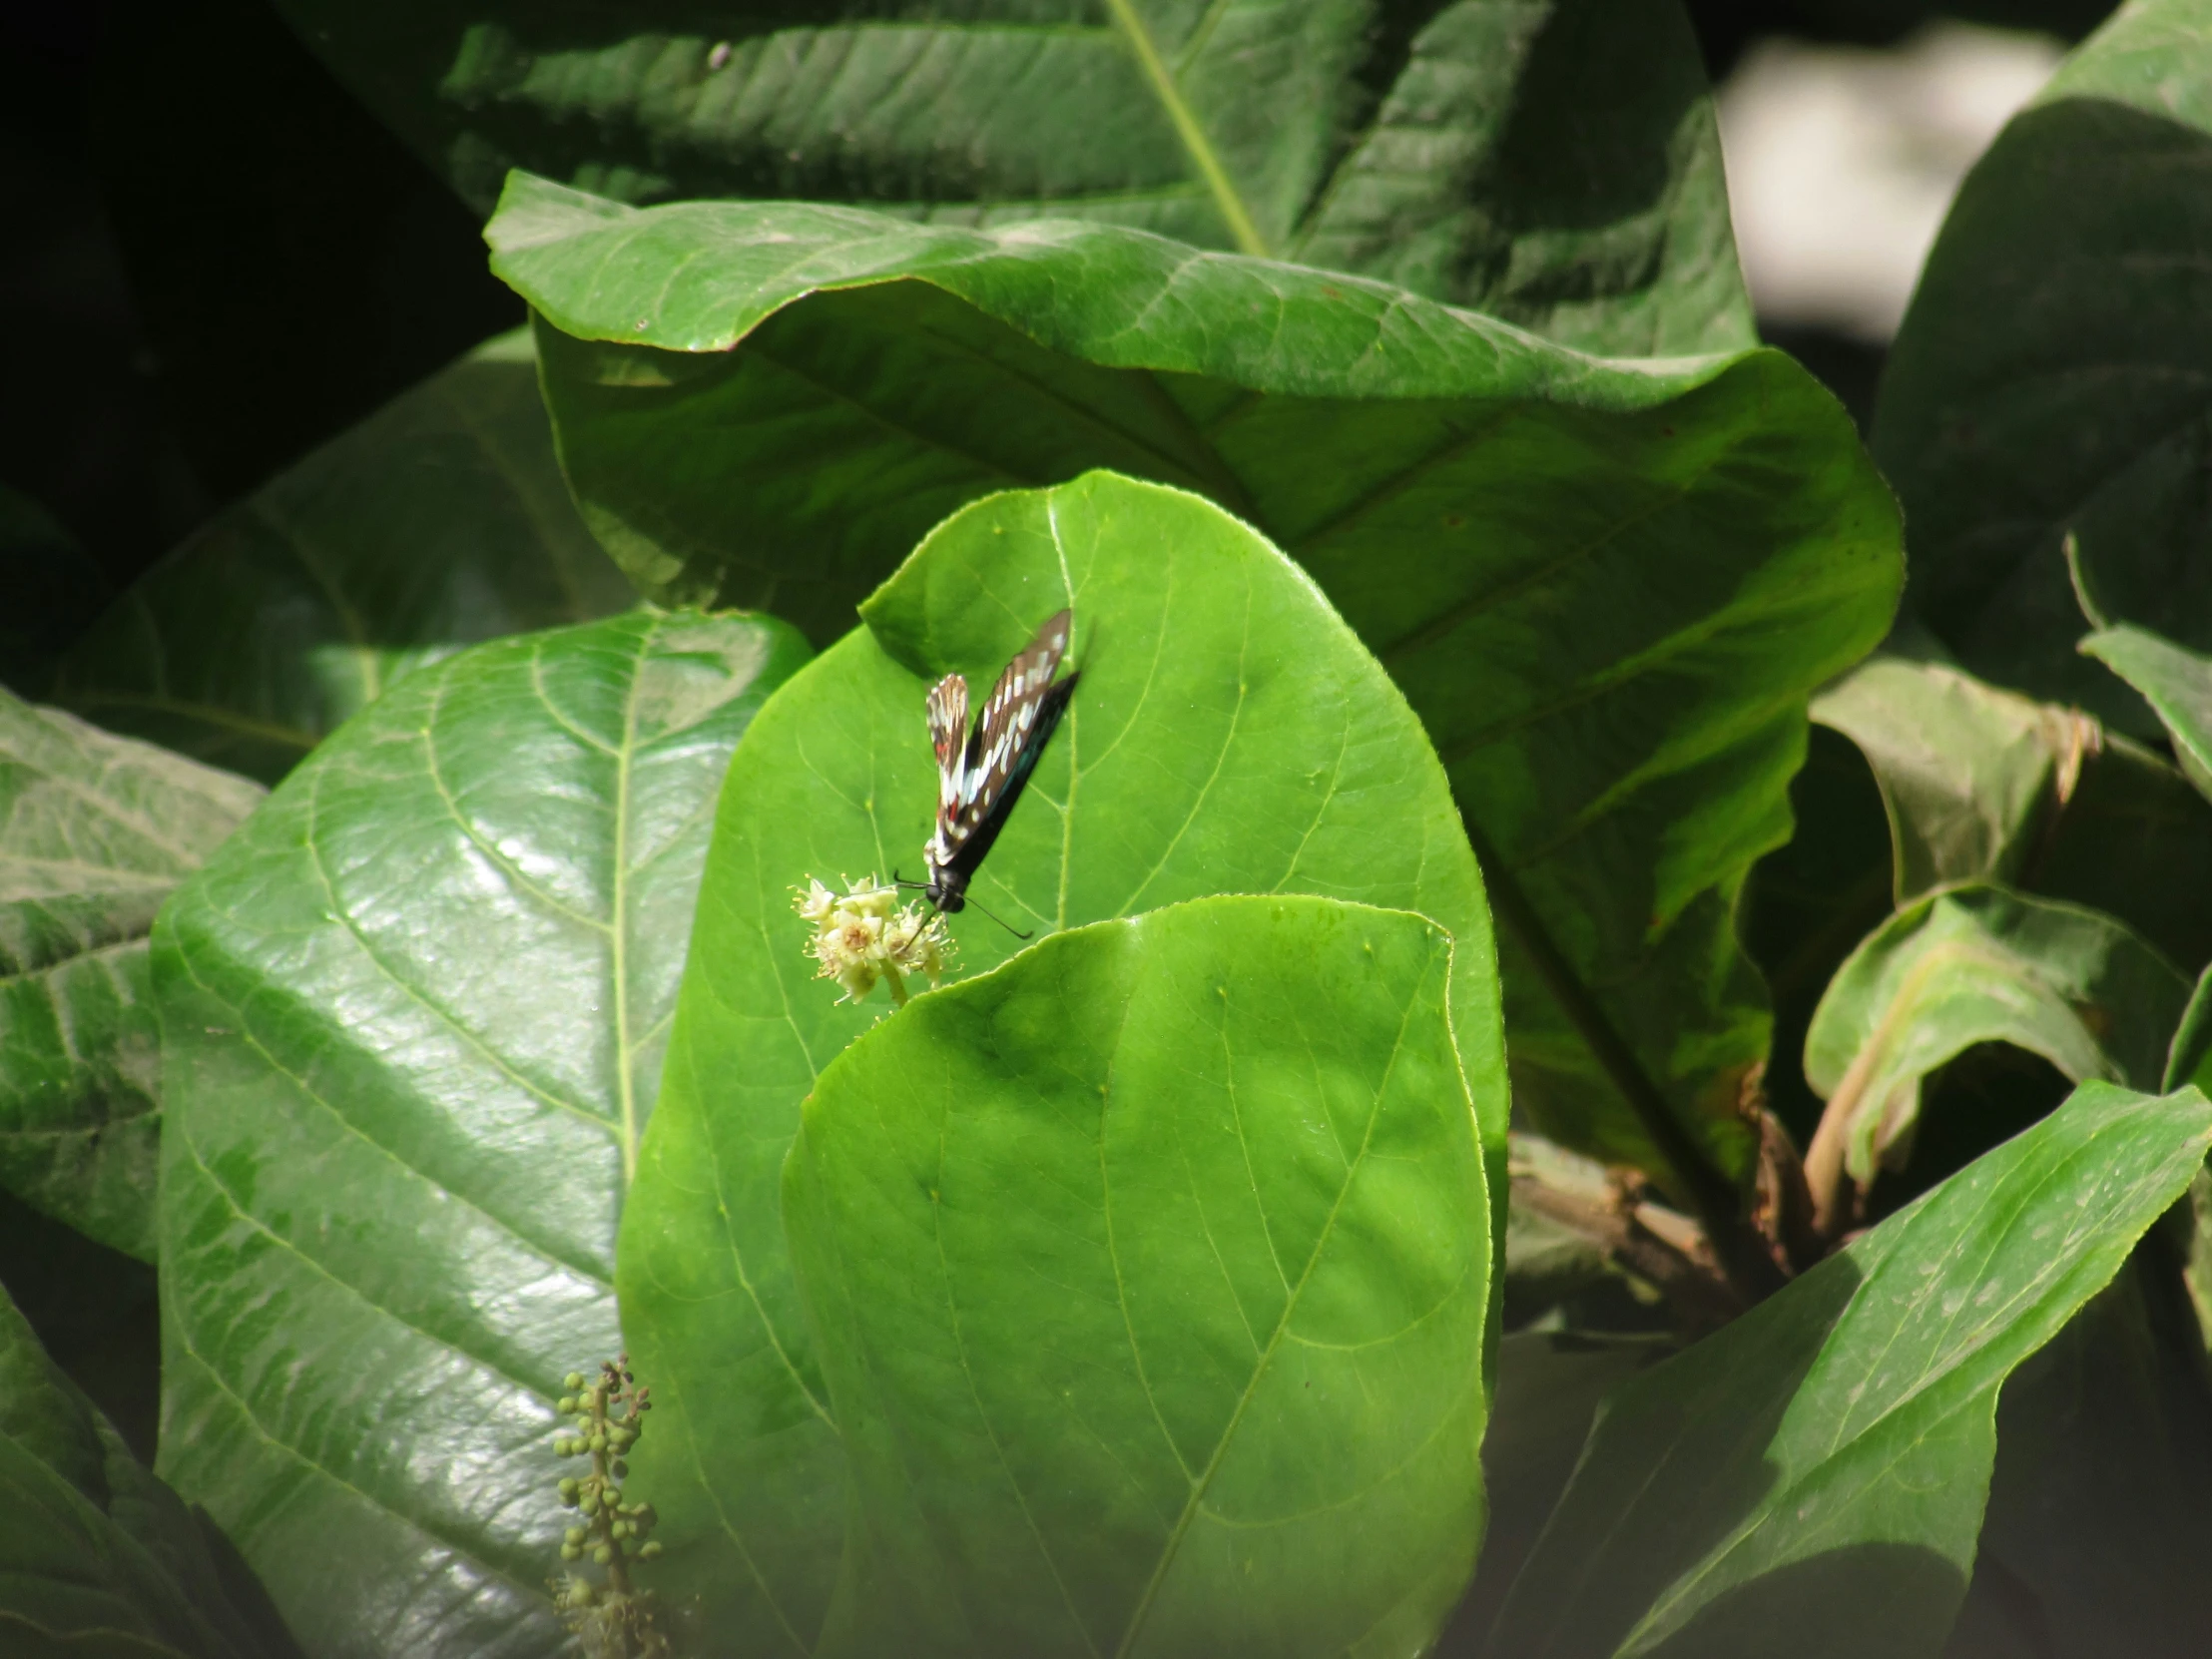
[152,609,808,1659]
[1482,1079,2212,1659]
[0,690,263,1259]
[51,329,636,785]
[492,175,1901,1227]
[615,471,1502,1652]
[1873,0,2212,732]
[0,1273,299,1659]
[784,894,1491,1657]
[1811,653,2212,972]
[278,0,1749,355]
[2081,623,2212,801]
[1802,886,2188,1222]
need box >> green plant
[5,2,2212,1656]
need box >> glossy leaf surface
[1874,0,2212,731]
[0,1275,299,1659]
[282,0,1749,355]
[615,471,1501,1651]
[493,175,1901,1209]
[1484,1079,2212,1659]
[1804,885,2187,1187]
[153,610,808,1659]
[53,329,635,784]
[785,895,1492,1657]
[0,690,263,1259]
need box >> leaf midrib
[1099,0,1268,259]
[1111,946,1427,1657]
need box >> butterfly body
[921,609,1079,914]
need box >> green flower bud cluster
[544,1356,668,1659]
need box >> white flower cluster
[795,874,951,1007]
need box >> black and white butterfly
[917,608,1080,915]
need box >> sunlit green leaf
[616,471,1501,1652]
[153,610,807,1659]
[0,691,263,1259]
[785,895,1492,1657]
[1802,885,2186,1214]
[52,329,636,785]
[2080,623,2212,803]
[493,175,1901,1226]
[1484,1079,2212,1659]
[279,0,1749,355]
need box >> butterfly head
[922,861,968,913]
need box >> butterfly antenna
[966,894,1034,940]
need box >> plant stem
[1463,820,1786,1303]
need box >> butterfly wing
[928,610,1077,891]
[925,673,969,818]
[944,610,1077,876]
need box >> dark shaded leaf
[280,0,1749,354]
[1484,1079,2212,1659]
[1943,1260,2212,1659]
[152,610,808,1659]
[1873,0,2212,732]
[1737,723,1893,1139]
[1432,1331,1668,1657]
[0,690,263,1259]
[0,485,112,696]
[1813,658,2098,904]
[1811,653,2212,972]
[52,330,636,785]
[0,1272,300,1659]
[83,0,523,505]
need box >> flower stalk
[548,1356,666,1659]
